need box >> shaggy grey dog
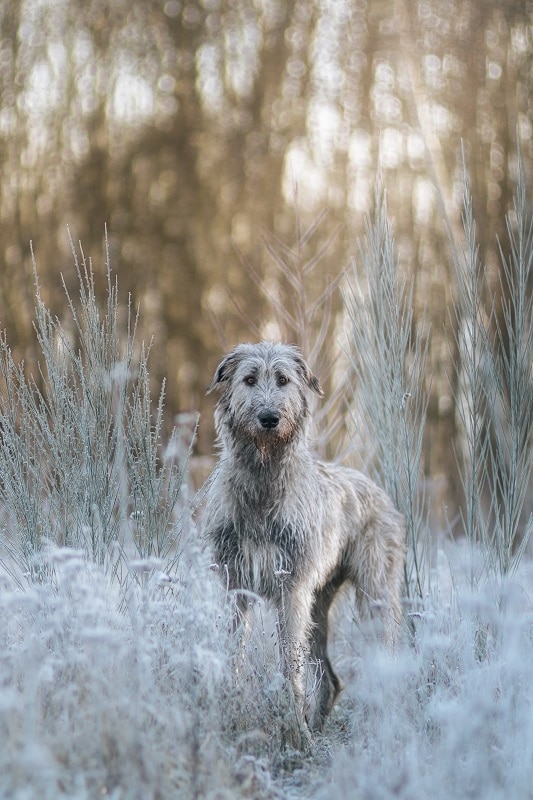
[203,341,405,735]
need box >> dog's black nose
[258,411,280,429]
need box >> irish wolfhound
[202,341,405,735]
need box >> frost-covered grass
[0,547,227,799]
[0,168,532,798]
[2,542,533,799]
[0,533,335,798]
[322,546,533,800]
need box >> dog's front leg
[276,585,314,745]
[228,589,256,678]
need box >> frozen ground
[1,535,533,800]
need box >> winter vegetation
[0,164,532,799]
[3,0,530,502]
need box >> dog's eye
[244,375,256,386]
[278,375,289,386]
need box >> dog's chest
[212,516,304,598]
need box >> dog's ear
[206,347,243,394]
[292,349,325,397]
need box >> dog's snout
[258,411,280,429]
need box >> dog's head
[207,341,323,454]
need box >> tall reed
[344,182,430,599]
[451,154,533,582]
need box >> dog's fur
[202,341,405,734]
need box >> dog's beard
[253,426,294,463]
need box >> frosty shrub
[0,236,190,588]
[320,568,533,800]
[0,544,268,799]
[344,162,532,595]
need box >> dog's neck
[219,431,313,507]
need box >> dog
[202,341,405,735]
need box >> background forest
[1,0,531,527]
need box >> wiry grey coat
[202,341,405,735]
